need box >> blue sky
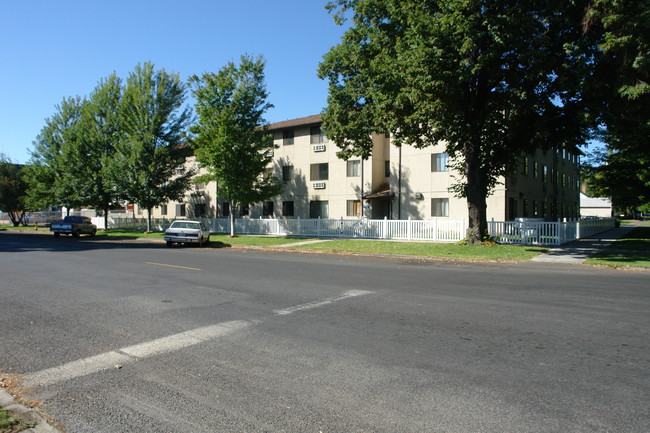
[0,0,347,164]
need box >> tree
[318,0,592,243]
[585,0,650,212]
[25,97,86,212]
[68,73,123,229]
[0,155,29,226]
[189,55,283,236]
[115,62,194,231]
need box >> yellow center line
[145,262,202,271]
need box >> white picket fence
[108,216,617,246]
[488,218,617,245]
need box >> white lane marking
[25,351,133,388]
[273,290,372,316]
[25,320,249,388]
[25,290,373,387]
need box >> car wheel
[54,232,60,238]
[166,241,173,247]
[91,230,96,237]
[73,231,80,238]
[204,235,210,245]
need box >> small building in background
[580,192,613,218]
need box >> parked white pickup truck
[50,216,97,238]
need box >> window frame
[431,153,449,172]
[310,126,327,144]
[283,129,294,145]
[282,201,294,217]
[346,160,360,177]
[310,163,329,181]
[431,198,449,217]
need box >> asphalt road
[1,232,648,433]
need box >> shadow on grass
[589,250,650,268]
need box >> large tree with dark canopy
[318,0,593,243]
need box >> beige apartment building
[136,114,580,222]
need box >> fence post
[317,217,321,237]
[407,217,412,240]
[383,216,388,239]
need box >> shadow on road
[0,232,230,253]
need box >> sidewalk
[531,223,638,264]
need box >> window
[543,165,548,183]
[262,201,273,217]
[175,204,186,217]
[194,203,206,217]
[223,202,230,217]
[309,200,329,218]
[283,129,294,145]
[347,200,361,217]
[523,157,529,176]
[347,160,360,177]
[264,168,274,180]
[310,126,327,144]
[160,204,167,216]
[431,153,449,172]
[194,182,206,191]
[532,200,538,217]
[137,205,143,216]
[385,160,390,177]
[431,198,449,217]
[282,165,293,182]
[282,201,294,217]
[310,163,329,181]
[534,161,539,178]
[523,199,529,217]
[508,197,517,220]
[240,205,249,216]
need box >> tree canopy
[25,96,86,212]
[0,155,29,226]
[585,0,650,213]
[319,0,594,242]
[190,55,282,236]
[112,62,194,231]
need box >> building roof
[267,114,322,131]
[580,192,612,208]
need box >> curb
[0,385,63,433]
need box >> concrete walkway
[531,223,639,264]
[272,239,333,248]
[0,383,62,433]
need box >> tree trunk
[465,142,488,244]
[147,207,152,232]
[103,206,109,231]
[229,201,236,237]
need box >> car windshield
[170,222,201,230]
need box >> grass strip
[208,234,318,247]
[287,239,548,261]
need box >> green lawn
[208,234,318,247]
[585,223,650,269]
[96,230,164,239]
[287,239,548,261]
[0,224,49,232]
